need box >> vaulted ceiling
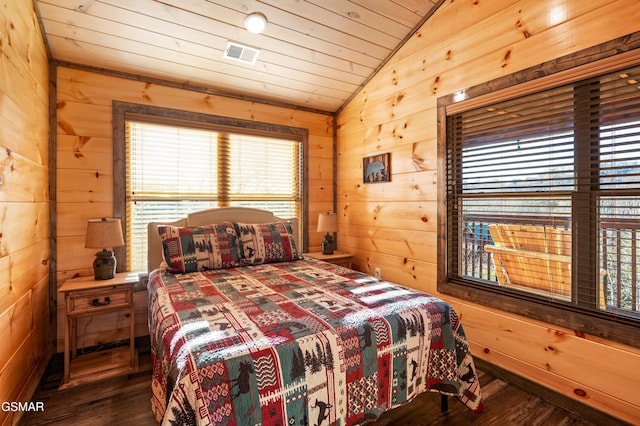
[35,0,442,113]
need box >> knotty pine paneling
[341,201,436,234]
[0,203,49,261]
[339,172,438,203]
[0,150,48,203]
[55,70,335,135]
[57,169,113,204]
[36,0,440,112]
[56,135,113,170]
[55,66,334,351]
[0,1,50,425]
[457,300,640,416]
[0,239,50,317]
[340,224,437,264]
[336,0,640,422]
[461,306,640,408]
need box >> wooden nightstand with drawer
[305,251,354,268]
[59,272,140,389]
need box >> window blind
[595,66,640,314]
[446,63,640,318]
[125,119,302,272]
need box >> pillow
[158,222,241,273]
[234,221,301,265]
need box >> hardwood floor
[19,348,613,426]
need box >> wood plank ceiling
[34,0,441,113]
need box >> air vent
[224,41,260,65]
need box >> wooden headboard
[146,207,300,272]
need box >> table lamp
[85,218,125,280]
[317,212,338,255]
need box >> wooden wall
[0,0,50,425]
[54,67,334,351]
[336,0,640,423]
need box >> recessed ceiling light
[244,12,267,34]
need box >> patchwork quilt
[148,257,483,425]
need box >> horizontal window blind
[128,122,219,199]
[448,84,576,195]
[126,119,302,272]
[595,65,640,315]
[597,68,640,190]
[228,135,298,200]
[447,63,640,319]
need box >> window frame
[113,101,309,272]
[437,33,640,349]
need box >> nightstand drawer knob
[91,296,111,306]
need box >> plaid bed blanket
[148,257,483,425]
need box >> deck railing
[461,215,639,315]
[600,217,640,313]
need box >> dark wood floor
[19,349,610,426]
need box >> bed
[146,207,483,425]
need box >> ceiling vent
[224,41,260,65]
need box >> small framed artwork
[363,153,391,184]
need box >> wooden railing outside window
[460,214,639,317]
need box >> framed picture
[363,153,391,184]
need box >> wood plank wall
[54,67,334,351]
[0,1,50,425]
[336,0,640,423]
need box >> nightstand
[59,272,140,389]
[305,251,354,268]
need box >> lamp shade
[85,218,124,249]
[317,212,338,234]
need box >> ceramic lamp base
[93,249,117,280]
[321,234,334,255]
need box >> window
[440,61,640,342]
[113,103,307,272]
